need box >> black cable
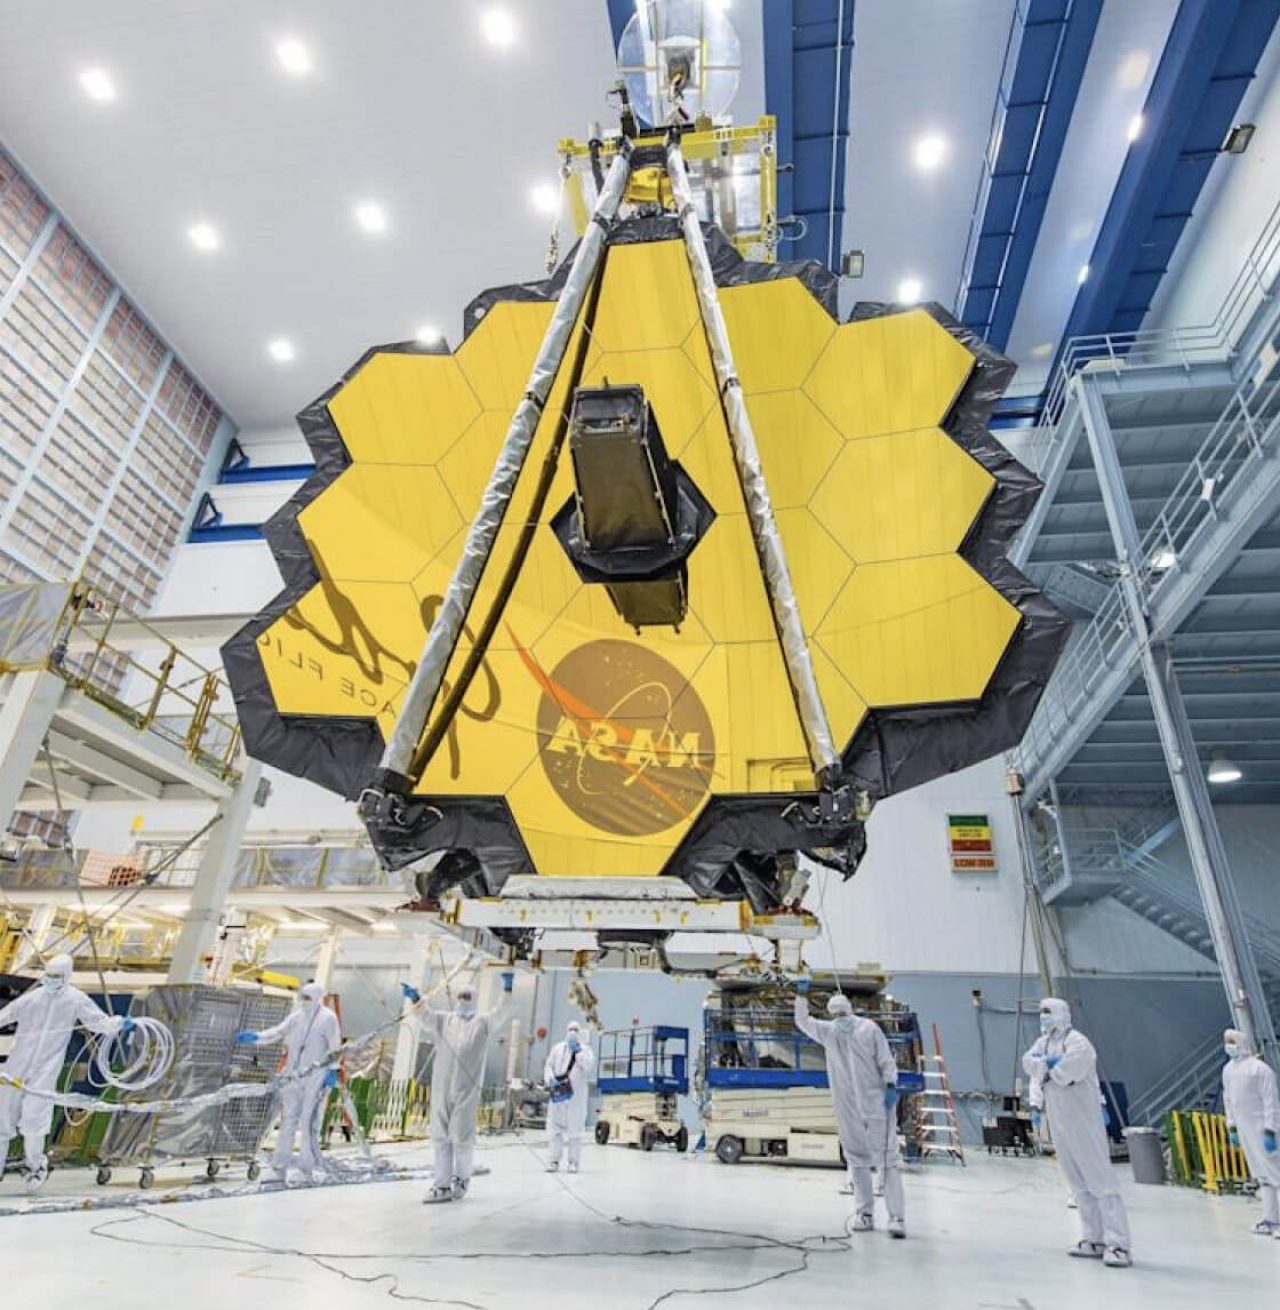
[87,1194,853,1310]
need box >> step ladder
[916,1024,964,1165]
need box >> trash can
[1125,1126,1166,1184]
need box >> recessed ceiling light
[275,37,313,76]
[1076,264,1091,285]
[1030,341,1054,359]
[1116,50,1151,91]
[78,67,116,102]
[188,222,220,253]
[480,8,518,47]
[896,277,923,305]
[415,324,443,345]
[530,182,559,216]
[267,338,296,363]
[1127,114,1144,143]
[912,134,947,171]
[354,201,388,235]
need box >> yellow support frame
[557,116,778,262]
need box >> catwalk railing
[0,579,241,784]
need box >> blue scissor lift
[700,975,924,1167]
[594,1025,690,1152]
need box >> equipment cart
[95,984,291,1188]
[594,1025,689,1152]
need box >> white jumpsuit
[1223,1049,1280,1227]
[1024,1025,1131,1252]
[545,1038,595,1169]
[417,1002,507,1191]
[0,982,122,1172]
[795,998,904,1221]
[253,1001,341,1176]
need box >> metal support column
[0,670,63,825]
[167,761,263,983]
[1076,376,1276,1058]
[1046,777,1076,891]
[313,926,341,992]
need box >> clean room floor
[2,1139,1276,1308]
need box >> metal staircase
[1030,795,1179,903]
[1110,868,1280,976]
[1128,978,1280,1125]
[1107,857,1280,1124]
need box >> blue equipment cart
[594,1025,690,1151]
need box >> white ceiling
[0,0,1186,429]
[0,1,759,428]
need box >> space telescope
[224,2,1067,972]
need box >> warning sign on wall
[947,814,997,872]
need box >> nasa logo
[532,640,715,836]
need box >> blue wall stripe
[958,0,1102,350]
[766,0,856,269]
[1061,0,1280,343]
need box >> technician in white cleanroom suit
[403,971,513,1203]
[0,953,129,1191]
[1222,1027,1280,1237]
[236,981,341,1182]
[1023,997,1132,1267]
[545,1019,595,1172]
[794,982,905,1238]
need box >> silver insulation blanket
[666,141,840,776]
[379,143,634,778]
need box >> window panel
[0,278,88,393]
[0,353,56,463]
[110,468,182,564]
[155,359,222,451]
[83,529,163,613]
[0,445,22,506]
[102,299,166,391]
[0,548,41,585]
[70,351,144,445]
[38,413,117,514]
[0,149,50,259]
[0,243,18,297]
[36,224,113,332]
[134,412,204,504]
[3,480,92,577]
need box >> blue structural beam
[957,0,1102,350]
[219,463,315,485]
[1062,0,1280,341]
[764,0,855,270]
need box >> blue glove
[1102,1104,1112,1128]
[1031,1109,1042,1130]
[796,977,811,995]
[883,1086,899,1110]
[325,1069,339,1089]
[235,1030,257,1045]
[501,971,514,993]
[401,983,421,1004]
[1264,1130,1278,1154]
[119,1016,136,1038]
[1045,1054,1061,1071]
[568,1035,581,1052]
[1228,1129,1240,1148]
